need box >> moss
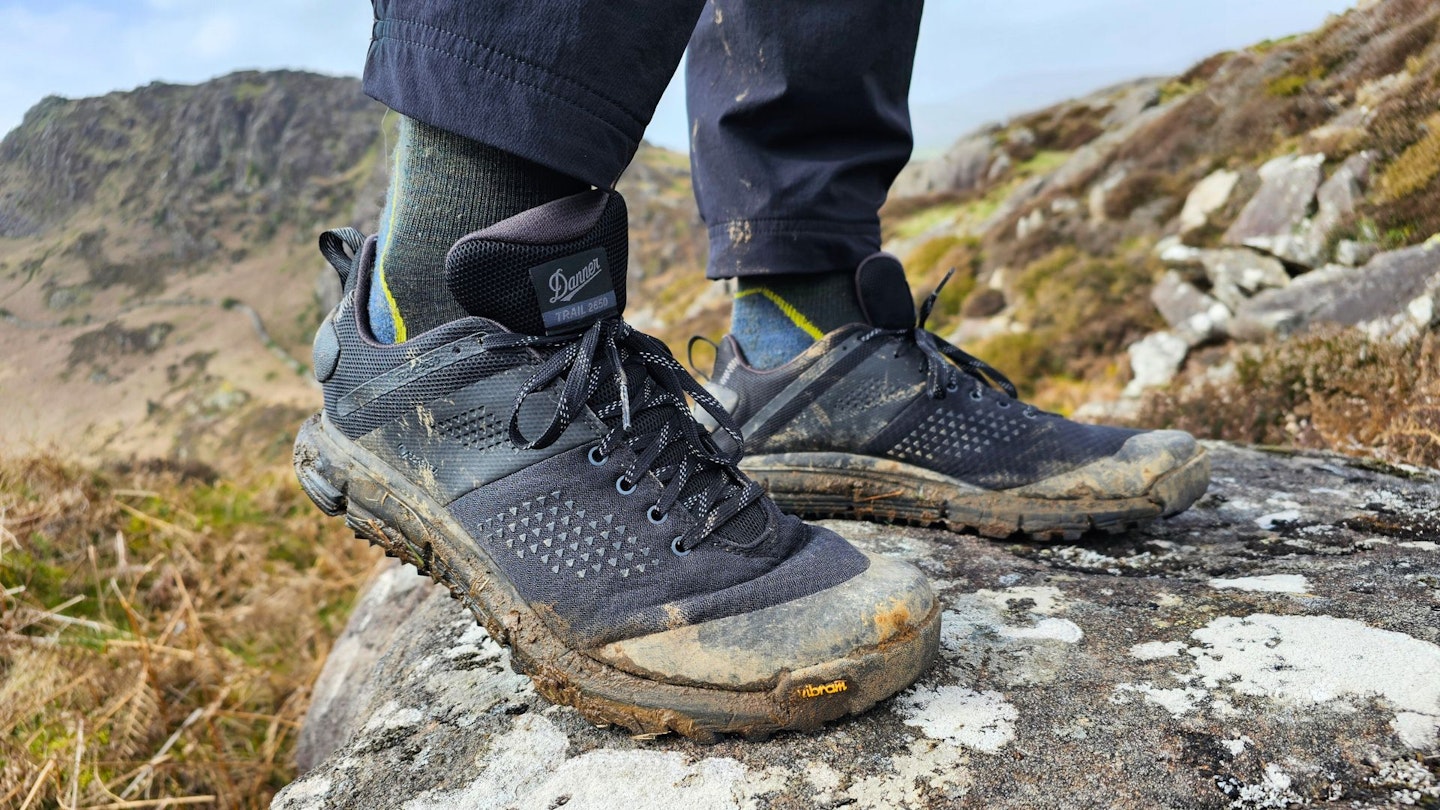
[1378,113,1440,203]
[1016,150,1071,177]
[891,202,964,240]
[1265,73,1312,98]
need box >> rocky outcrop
[1222,154,1326,264]
[1150,270,1230,346]
[1231,242,1440,340]
[279,445,1440,809]
[1177,169,1240,235]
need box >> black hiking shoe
[696,254,1210,541]
[294,192,939,742]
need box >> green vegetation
[1378,113,1440,202]
[0,455,378,807]
[1265,73,1312,98]
[890,201,964,240]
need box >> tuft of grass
[1139,329,1440,468]
[0,453,380,808]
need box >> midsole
[740,451,1182,503]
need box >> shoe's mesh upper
[725,331,1138,490]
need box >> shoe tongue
[855,253,916,329]
[446,190,629,336]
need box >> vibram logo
[794,680,848,699]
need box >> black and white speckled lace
[860,268,1028,410]
[486,317,764,553]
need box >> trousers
[363,0,923,278]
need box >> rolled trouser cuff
[705,219,881,279]
[365,17,650,188]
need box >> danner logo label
[549,257,604,304]
[528,248,618,335]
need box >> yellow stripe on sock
[735,286,825,340]
[376,144,408,342]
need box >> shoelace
[485,318,765,553]
[860,268,1035,415]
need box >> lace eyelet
[615,476,637,495]
[1024,408,1038,419]
[647,505,667,525]
[997,400,1011,409]
[588,446,608,466]
[945,379,960,393]
[969,389,984,401]
[670,536,690,556]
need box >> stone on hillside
[1336,239,1379,267]
[1230,242,1440,340]
[1150,270,1231,346]
[891,128,1000,197]
[1223,154,1325,260]
[1200,249,1291,310]
[278,446,1440,809]
[1088,167,1128,223]
[1290,151,1374,268]
[1178,169,1239,234]
[1123,330,1189,397]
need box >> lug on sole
[741,450,1211,542]
[293,414,941,743]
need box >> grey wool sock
[367,116,589,342]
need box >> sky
[2,0,1356,155]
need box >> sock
[730,272,865,369]
[367,116,588,342]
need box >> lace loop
[485,318,762,552]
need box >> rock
[1232,243,1440,340]
[1200,249,1291,310]
[1016,208,1045,239]
[1088,168,1128,223]
[1290,151,1374,268]
[891,128,1001,198]
[1123,330,1189,397]
[1336,239,1379,267]
[1223,154,1326,260]
[277,445,1440,809]
[1178,169,1239,234]
[295,558,431,771]
[1150,270,1231,345]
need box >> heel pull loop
[319,228,366,284]
[687,335,720,383]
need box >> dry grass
[0,453,378,808]
[1139,329,1440,469]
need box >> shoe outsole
[293,413,941,743]
[742,448,1211,542]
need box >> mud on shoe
[294,192,940,741]
[697,255,1210,541]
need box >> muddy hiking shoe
[293,191,940,742]
[695,254,1210,541]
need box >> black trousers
[364,0,923,278]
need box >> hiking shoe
[696,254,1210,541]
[294,192,940,741]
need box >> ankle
[730,272,863,369]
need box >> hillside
[875,0,1440,467]
[0,71,706,465]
